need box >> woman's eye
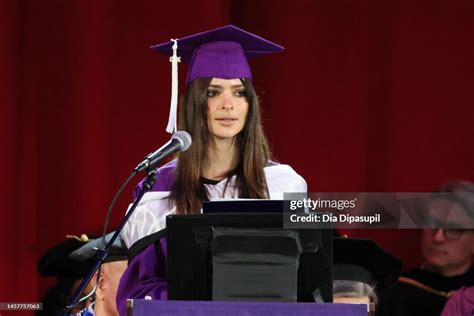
[235,90,247,97]
[206,90,219,97]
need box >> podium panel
[167,212,333,302]
[127,299,369,316]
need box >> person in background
[328,237,402,315]
[116,25,307,316]
[36,234,93,316]
[377,180,474,316]
[69,231,128,316]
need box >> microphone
[134,131,192,173]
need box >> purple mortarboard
[151,24,284,82]
[150,25,284,133]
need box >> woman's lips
[216,118,236,126]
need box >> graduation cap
[38,234,93,279]
[151,25,284,133]
[333,237,402,293]
[69,231,128,263]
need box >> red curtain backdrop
[2,0,473,308]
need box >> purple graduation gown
[116,161,176,316]
[441,287,474,316]
[116,160,299,316]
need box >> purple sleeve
[133,160,177,199]
[116,238,168,316]
[441,287,474,316]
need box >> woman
[117,25,307,316]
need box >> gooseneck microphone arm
[65,169,157,314]
[64,131,192,314]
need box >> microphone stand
[64,169,157,314]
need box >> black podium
[166,201,333,303]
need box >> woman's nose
[221,91,234,110]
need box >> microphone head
[172,131,192,151]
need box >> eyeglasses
[425,228,467,241]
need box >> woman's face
[206,78,249,141]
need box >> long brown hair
[170,77,270,214]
